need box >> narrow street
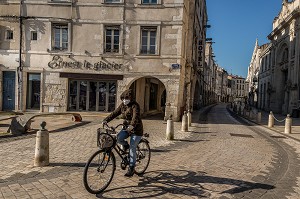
[1,104,300,198]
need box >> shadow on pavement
[150,149,176,153]
[49,162,86,167]
[173,139,208,142]
[97,169,275,198]
[30,121,91,133]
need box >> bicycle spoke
[134,140,151,175]
[83,150,115,194]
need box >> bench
[8,112,82,135]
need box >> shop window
[68,80,116,112]
[105,26,120,53]
[140,27,157,55]
[27,74,41,109]
[52,23,68,51]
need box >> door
[149,83,158,110]
[27,73,41,109]
[3,71,16,110]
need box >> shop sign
[48,55,126,71]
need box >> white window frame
[105,26,120,53]
[104,0,122,3]
[141,0,159,4]
[51,23,71,52]
[140,27,157,55]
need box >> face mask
[123,99,130,105]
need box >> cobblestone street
[1,104,300,198]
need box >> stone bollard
[257,111,262,124]
[187,110,192,127]
[34,121,49,167]
[166,115,174,140]
[268,111,274,128]
[284,114,292,134]
[181,111,188,132]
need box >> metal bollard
[34,121,49,167]
[284,114,292,134]
[268,111,274,128]
[187,110,192,127]
[166,115,174,140]
[257,111,262,124]
[181,111,188,132]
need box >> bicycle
[83,123,151,194]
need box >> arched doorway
[128,77,166,117]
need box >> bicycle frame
[100,123,149,170]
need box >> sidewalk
[232,106,300,142]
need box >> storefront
[59,72,123,112]
[68,80,116,112]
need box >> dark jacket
[103,101,143,136]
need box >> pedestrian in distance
[102,89,144,177]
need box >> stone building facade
[204,41,217,105]
[267,0,300,115]
[258,43,272,111]
[230,75,248,102]
[215,66,228,102]
[246,39,261,107]
[0,0,208,121]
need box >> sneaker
[124,166,135,177]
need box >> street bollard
[284,114,292,134]
[181,111,188,132]
[187,110,192,127]
[257,111,262,124]
[34,121,49,167]
[268,111,274,128]
[166,115,174,140]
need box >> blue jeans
[117,130,142,167]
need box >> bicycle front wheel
[83,149,116,194]
[135,139,151,175]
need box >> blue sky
[206,0,283,78]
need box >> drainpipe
[18,0,24,111]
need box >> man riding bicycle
[102,89,143,177]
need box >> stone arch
[275,42,290,113]
[117,75,181,121]
[125,76,167,117]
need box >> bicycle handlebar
[102,123,126,133]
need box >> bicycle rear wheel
[83,149,116,194]
[134,139,151,175]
